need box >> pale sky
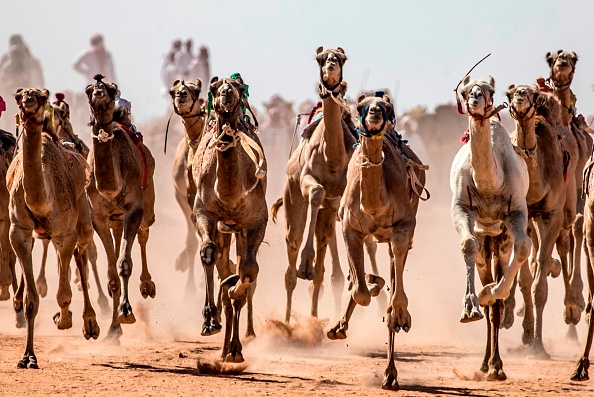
[1,0,593,123]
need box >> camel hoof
[516,303,525,317]
[140,279,156,299]
[365,274,385,297]
[564,304,582,325]
[0,285,10,301]
[296,264,314,281]
[522,330,534,346]
[245,329,256,339]
[548,258,561,278]
[83,318,100,340]
[352,283,371,307]
[381,371,399,391]
[225,352,244,363]
[117,302,136,324]
[200,243,217,265]
[15,311,26,329]
[327,324,347,340]
[388,307,411,333]
[17,355,38,369]
[201,323,222,337]
[53,311,73,330]
[487,368,507,381]
[478,283,498,307]
[106,323,123,343]
[571,358,590,381]
[36,278,48,298]
[460,308,484,323]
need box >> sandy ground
[0,117,592,396]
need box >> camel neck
[214,116,244,206]
[468,117,501,192]
[91,116,123,199]
[515,116,537,153]
[183,113,205,144]
[22,120,50,214]
[553,88,572,125]
[359,136,387,215]
[321,95,346,169]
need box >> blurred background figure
[188,46,210,98]
[0,34,44,131]
[398,115,429,165]
[162,38,182,70]
[161,52,178,96]
[72,33,117,86]
[175,39,194,80]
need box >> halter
[509,96,537,158]
[356,95,390,140]
[318,52,344,93]
[173,80,200,118]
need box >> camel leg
[52,232,81,331]
[451,204,483,322]
[196,214,222,336]
[35,238,50,298]
[478,211,530,305]
[558,227,582,325]
[10,225,40,368]
[381,325,399,390]
[571,203,594,381]
[327,292,357,340]
[517,261,535,346]
[87,239,109,314]
[342,225,369,307]
[116,203,143,325]
[486,236,507,380]
[475,236,494,374]
[283,180,308,322]
[328,231,345,317]
[137,226,156,299]
[297,175,325,281]
[220,275,234,360]
[245,281,257,338]
[9,247,25,328]
[311,207,335,317]
[0,214,12,300]
[365,235,388,314]
[387,217,416,333]
[174,183,199,294]
[92,216,121,340]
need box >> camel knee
[461,236,479,257]
[514,236,531,264]
[308,185,325,208]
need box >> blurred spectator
[72,34,117,85]
[0,34,44,92]
[161,52,178,95]
[398,115,429,165]
[188,46,211,96]
[175,39,194,79]
[162,38,182,70]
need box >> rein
[453,53,491,115]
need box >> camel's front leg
[116,203,143,325]
[311,207,336,317]
[342,225,368,307]
[570,213,586,311]
[382,319,399,390]
[297,175,325,281]
[196,214,221,336]
[73,246,100,340]
[387,218,415,333]
[365,235,388,314]
[451,204,482,322]
[53,234,78,331]
[328,231,345,317]
[87,239,110,314]
[10,225,40,368]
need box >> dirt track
[0,118,592,396]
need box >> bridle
[356,99,390,140]
[509,92,537,157]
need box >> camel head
[316,46,347,91]
[15,87,48,123]
[209,77,244,120]
[546,50,578,87]
[459,76,495,118]
[533,89,563,126]
[170,79,202,116]
[356,92,393,138]
[506,84,539,120]
[50,103,67,136]
[85,74,118,124]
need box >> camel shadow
[400,384,491,396]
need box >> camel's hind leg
[174,181,199,293]
[328,231,345,317]
[365,235,388,314]
[0,214,13,300]
[137,226,156,299]
[10,225,40,369]
[87,239,109,314]
[310,207,336,318]
[35,238,50,298]
[297,174,325,281]
[282,180,308,322]
[196,215,222,336]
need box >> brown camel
[450,76,531,380]
[85,75,156,340]
[571,119,594,381]
[273,46,356,323]
[33,97,109,314]
[169,79,206,293]
[190,76,267,361]
[546,50,592,328]
[325,92,427,390]
[504,84,570,357]
[8,88,99,368]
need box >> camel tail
[270,197,283,224]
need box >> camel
[191,76,267,361]
[324,92,427,390]
[546,50,592,327]
[33,96,109,314]
[450,76,531,379]
[504,84,572,357]
[571,119,594,381]
[7,88,99,368]
[85,75,156,339]
[169,79,207,293]
[272,46,356,323]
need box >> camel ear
[209,77,221,94]
[107,83,118,99]
[462,75,470,86]
[383,95,391,103]
[557,49,563,55]
[571,51,578,64]
[85,84,94,100]
[173,79,181,87]
[488,75,495,90]
[506,85,516,101]
[357,94,366,104]
[336,47,345,54]
[210,76,219,85]
[534,90,546,108]
[40,89,49,104]
[316,46,324,55]
[546,51,555,67]
[15,88,24,104]
[195,78,202,91]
